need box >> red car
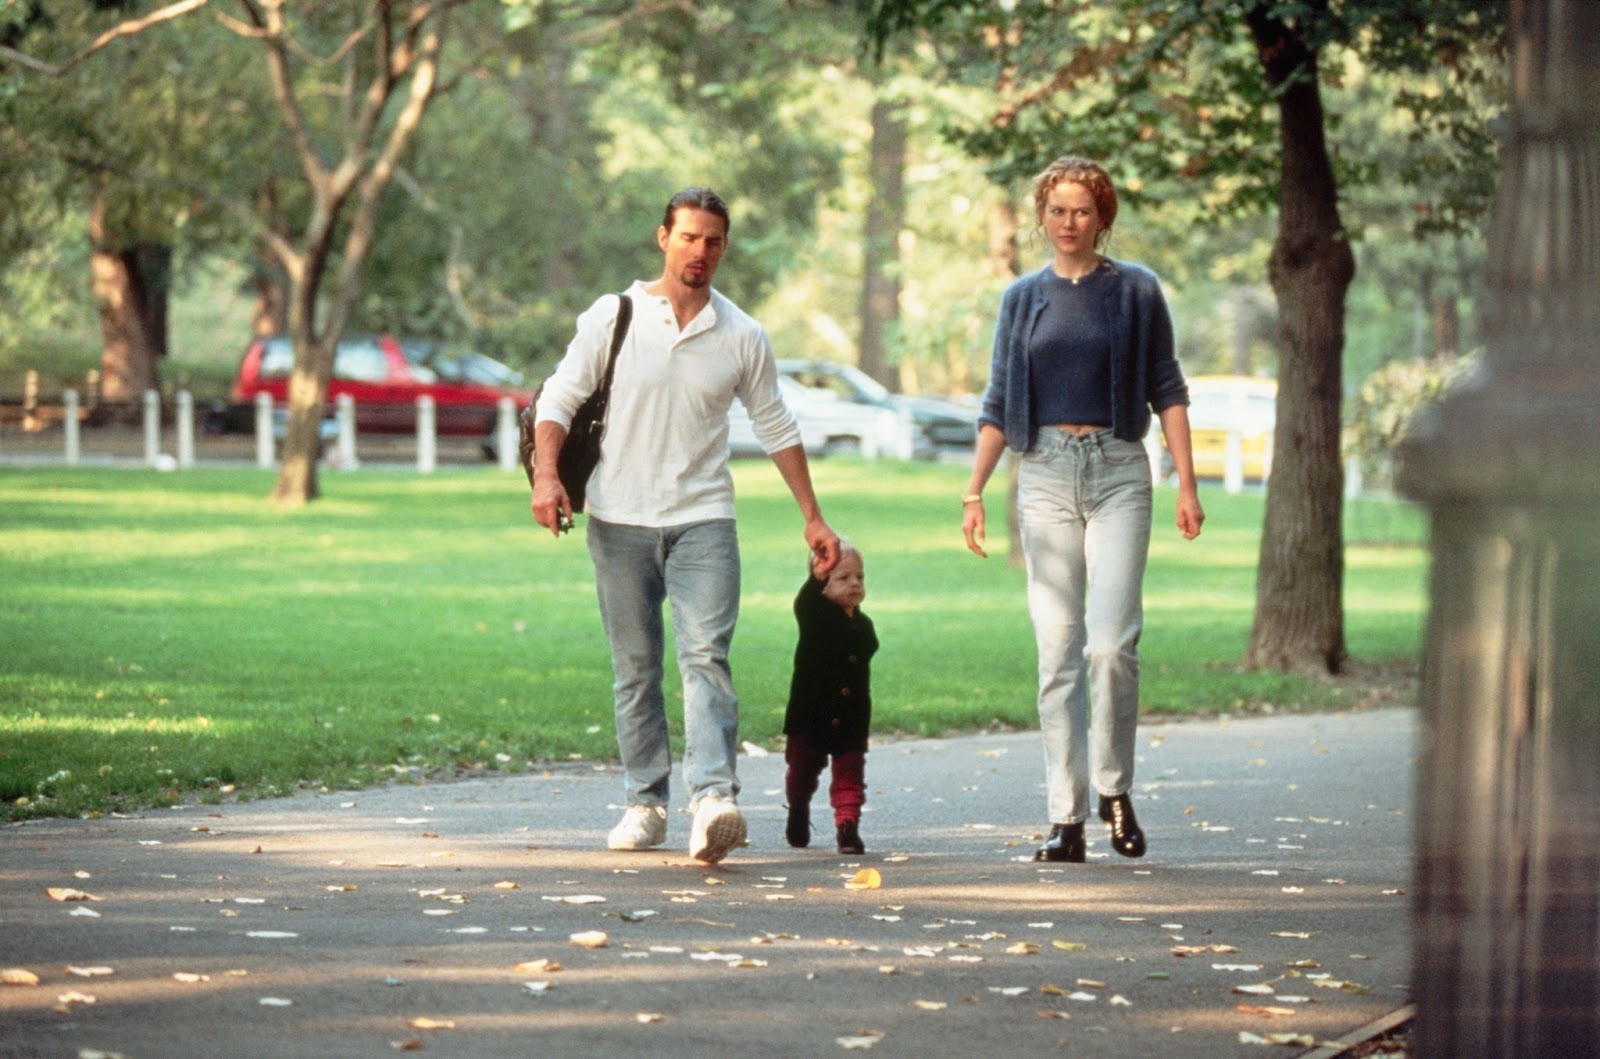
[218,334,534,447]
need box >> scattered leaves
[837,1031,885,1049]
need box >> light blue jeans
[1017,427,1153,825]
[586,517,741,809]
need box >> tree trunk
[89,188,161,408]
[860,95,906,391]
[1243,4,1354,674]
[271,327,331,506]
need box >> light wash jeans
[1017,427,1153,825]
[587,517,741,810]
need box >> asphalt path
[0,709,1416,1058]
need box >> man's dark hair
[661,187,731,235]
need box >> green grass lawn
[0,460,1428,822]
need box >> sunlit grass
[0,462,1427,822]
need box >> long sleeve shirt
[536,282,802,527]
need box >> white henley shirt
[535,281,802,527]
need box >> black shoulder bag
[519,292,633,528]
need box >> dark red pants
[785,734,865,826]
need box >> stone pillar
[1396,1,1600,1055]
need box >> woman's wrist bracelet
[961,494,983,505]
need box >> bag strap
[592,291,632,411]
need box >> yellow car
[1172,375,1277,483]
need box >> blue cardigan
[978,259,1189,453]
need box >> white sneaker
[607,805,667,850]
[688,793,747,864]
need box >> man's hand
[531,478,574,538]
[805,517,841,576]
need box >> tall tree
[862,0,1505,674]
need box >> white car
[727,376,903,458]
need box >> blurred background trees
[2,0,1504,663]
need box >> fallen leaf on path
[543,894,605,905]
[1237,1004,1301,1017]
[1005,942,1040,956]
[47,887,101,903]
[837,1031,884,1049]
[845,869,882,890]
[913,1000,947,1011]
[390,1040,425,1052]
[637,1012,666,1023]
[259,997,293,1006]
[514,959,561,973]
[67,966,114,978]
[2,968,41,986]
[494,881,519,890]
[1231,983,1277,996]
[569,931,609,949]
[54,990,96,1010]
[409,1017,456,1030]
[1052,940,1087,952]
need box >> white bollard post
[896,406,915,461]
[416,395,436,474]
[254,392,274,468]
[496,398,518,473]
[1223,429,1244,494]
[176,391,195,468]
[1144,430,1163,486]
[1345,454,1364,499]
[63,389,81,466]
[336,393,360,470]
[143,389,162,467]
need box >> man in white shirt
[532,187,841,864]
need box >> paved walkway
[0,709,1416,1058]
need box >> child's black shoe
[785,804,811,848]
[836,820,864,855]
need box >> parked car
[213,334,534,454]
[777,359,977,460]
[727,376,900,458]
[1169,374,1277,483]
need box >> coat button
[839,687,851,697]
[848,655,858,664]
[831,718,841,729]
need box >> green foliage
[1345,351,1481,483]
[0,461,1425,822]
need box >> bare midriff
[1043,423,1109,438]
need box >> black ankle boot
[1098,793,1146,858]
[786,804,810,849]
[1034,822,1085,863]
[836,820,864,855]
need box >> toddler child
[784,541,878,855]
